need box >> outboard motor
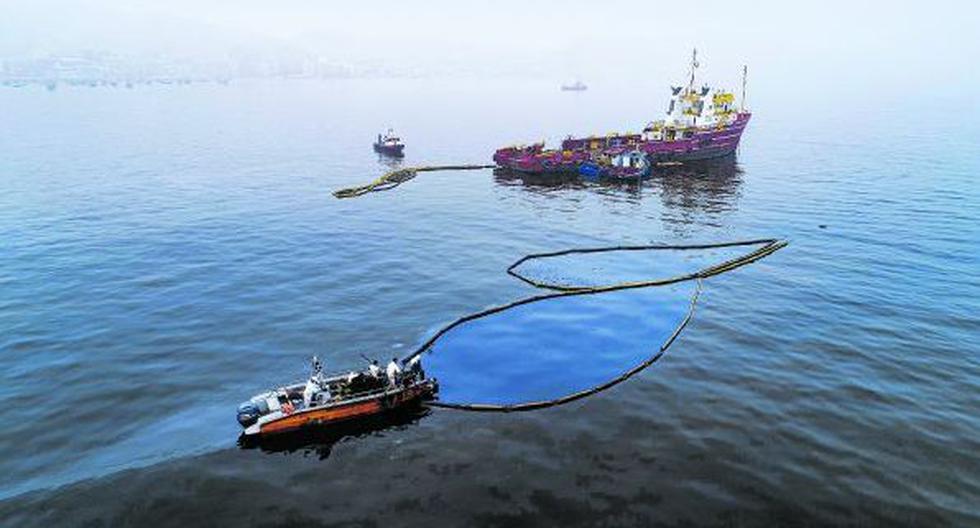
[236,392,274,427]
[237,401,261,427]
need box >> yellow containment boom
[333,164,496,199]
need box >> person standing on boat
[368,359,382,378]
[311,356,322,376]
[406,355,424,380]
[386,357,402,388]
[303,355,327,408]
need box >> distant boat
[561,81,588,92]
[373,129,405,157]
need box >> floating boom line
[402,238,788,412]
[333,160,699,199]
[333,164,497,199]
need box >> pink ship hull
[494,112,751,174]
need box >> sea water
[0,79,978,525]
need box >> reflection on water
[3,78,978,526]
[652,154,743,229]
[491,155,741,217]
[492,168,586,192]
[239,406,431,460]
[377,152,405,170]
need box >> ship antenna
[741,65,748,111]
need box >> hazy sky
[2,0,977,92]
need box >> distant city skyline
[1,50,394,84]
[0,47,573,87]
[1,0,977,97]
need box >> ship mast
[688,48,699,92]
[741,65,748,111]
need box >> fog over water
[3,1,978,92]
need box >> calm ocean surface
[1,79,978,526]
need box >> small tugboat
[561,80,588,92]
[578,148,650,180]
[237,356,437,439]
[495,50,750,176]
[373,129,405,157]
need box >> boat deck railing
[300,376,430,411]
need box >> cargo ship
[494,50,750,178]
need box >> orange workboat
[237,357,437,438]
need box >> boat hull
[373,143,405,157]
[650,144,738,162]
[239,405,432,452]
[494,113,750,174]
[641,113,751,163]
[244,379,437,438]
